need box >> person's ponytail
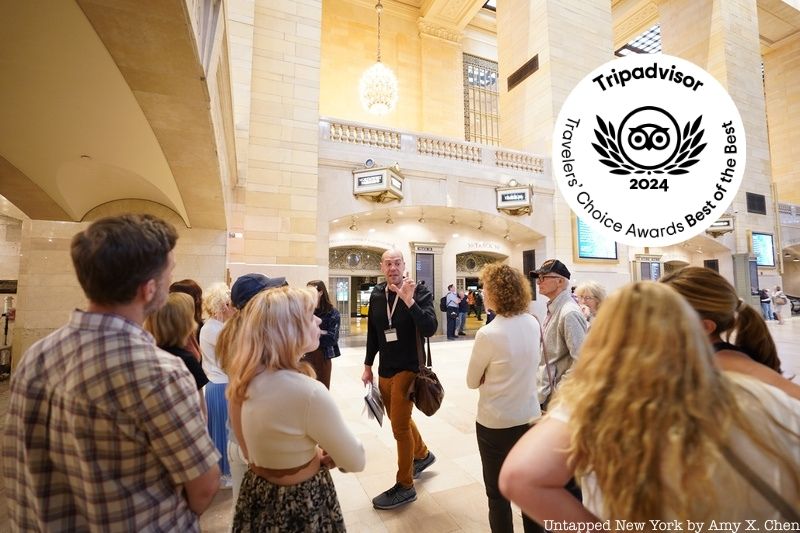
[733,304,781,373]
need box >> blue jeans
[760,301,772,320]
[457,311,467,333]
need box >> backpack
[439,295,447,312]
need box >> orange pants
[379,370,429,487]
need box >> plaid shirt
[2,310,220,532]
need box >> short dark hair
[71,214,178,305]
[307,280,334,313]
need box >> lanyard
[385,287,400,328]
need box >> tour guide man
[362,248,438,510]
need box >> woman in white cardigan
[466,263,542,533]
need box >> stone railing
[416,137,482,162]
[779,202,800,227]
[495,150,545,173]
[328,122,402,150]
[320,117,544,174]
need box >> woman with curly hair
[467,263,541,533]
[499,282,800,522]
[227,286,365,532]
[661,266,799,400]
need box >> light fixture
[418,209,425,223]
[349,217,358,231]
[385,210,394,224]
[477,220,484,231]
[452,233,460,238]
[359,0,398,115]
[794,257,799,262]
[449,215,456,225]
[507,178,519,187]
[504,232,511,240]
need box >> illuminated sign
[576,218,618,260]
[752,232,775,267]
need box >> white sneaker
[220,474,233,489]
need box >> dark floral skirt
[232,467,346,532]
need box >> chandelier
[359,0,398,115]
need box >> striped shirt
[2,310,220,532]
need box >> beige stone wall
[764,34,800,205]
[0,215,22,347]
[230,0,324,285]
[11,201,226,367]
[319,0,464,138]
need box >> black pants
[476,422,543,533]
[446,308,458,338]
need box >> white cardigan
[466,314,542,429]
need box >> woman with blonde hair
[199,282,236,487]
[144,292,209,416]
[499,282,800,521]
[467,263,541,533]
[574,280,606,324]
[661,267,800,400]
[228,286,365,531]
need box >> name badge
[384,328,398,343]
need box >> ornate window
[463,54,500,146]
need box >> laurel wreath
[592,115,707,175]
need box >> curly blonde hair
[227,286,317,403]
[202,282,230,317]
[660,266,780,372]
[555,282,799,519]
[479,263,531,316]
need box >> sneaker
[220,474,233,489]
[372,483,417,510]
[413,451,436,478]
[458,331,466,336]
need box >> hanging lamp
[359,0,398,115]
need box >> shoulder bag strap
[721,445,800,520]
[426,336,432,367]
[413,324,426,370]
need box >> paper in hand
[364,381,385,427]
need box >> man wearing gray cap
[530,259,587,411]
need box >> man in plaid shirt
[2,214,221,532]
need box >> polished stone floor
[0,317,797,532]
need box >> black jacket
[365,282,438,378]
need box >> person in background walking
[759,288,772,321]
[773,285,788,325]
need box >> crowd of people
[2,213,798,532]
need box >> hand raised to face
[389,272,416,307]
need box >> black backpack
[439,295,447,312]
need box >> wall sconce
[349,217,358,231]
[385,210,394,224]
[449,215,456,225]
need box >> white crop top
[240,369,366,473]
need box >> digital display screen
[576,218,618,260]
[752,232,775,267]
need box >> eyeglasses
[535,275,562,283]
[577,295,596,301]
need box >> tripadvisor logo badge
[552,54,745,247]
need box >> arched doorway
[328,246,386,337]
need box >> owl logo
[592,106,706,175]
